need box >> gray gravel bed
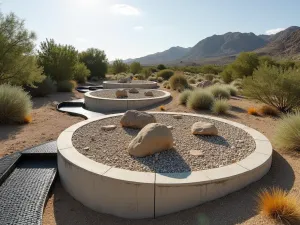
[72,114,256,173]
[90,89,165,99]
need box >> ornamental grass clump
[157,69,174,80]
[0,84,32,124]
[169,73,189,91]
[211,99,230,115]
[187,89,214,110]
[179,90,192,105]
[207,85,231,100]
[57,80,76,92]
[273,111,300,151]
[257,188,300,224]
[224,84,238,96]
[260,105,280,117]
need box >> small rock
[191,122,218,135]
[144,91,154,97]
[231,146,235,149]
[196,80,212,88]
[120,110,156,129]
[51,101,59,107]
[173,141,176,146]
[118,78,128,83]
[173,114,182,119]
[129,88,139,93]
[190,150,204,156]
[128,123,173,157]
[101,125,117,131]
[83,147,89,151]
[167,125,173,130]
[116,89,128,98]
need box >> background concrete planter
[84,89,171,113]
[103,81,158,89]
[57,112,272,219]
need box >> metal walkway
[0,142,57,225]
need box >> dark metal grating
[0,153,21,186]
[22,141,57,154]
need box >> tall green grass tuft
[211,99,230,115]
[169,73,188,91]
[207,85,230,99]
[179,90,192,105]
[187,89,214,110]
[0,84,32,124]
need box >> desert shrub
[260,105,280,117]
[211,99,230,115]
[157,77,164,83]
[169,73,188,91]
[230,79,243,89]
[57,80,75,92]
[212,78,223,84]
[24,77,56,97]
[133,74,144,80]
[162,81,169,88]
[223,85,238,96]
[187,90,214,110]
[112,59,127,74]
[204,74,214,81]
[189,78,196,84]
[0,84,32,124]
[243,65,300,112]
[207,85,231,100]
[73,62,90,83]
[248,107,259,116]
[197,77,204,82]
[148,76,156,81]
[142,68,152,78]
[130,62,142,74]
[257,188,300,224]
[166,84,170,89]
[157,64,166,70]
[273,112,300,151]
[179,90,192,105]
[90,76,99,82]
[157,69,174,80]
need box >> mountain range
[124,26,300,65]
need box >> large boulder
[120,110,156,129]
[191,122,218,135]
[115,89,128,98]
[144,91,154,97]
[128,123,173,157]
[129,88,139,93]
[197,80,212,88]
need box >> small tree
[112,59,127,74]
[243,65,300,112]
[231,52,259,79]
[38,39,78,82]
[73,62,91,83]
[0,13,44,86]
[157,64,166,70]
[130,61,142,74]
[79,48,108,79]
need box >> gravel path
[90,89,165,99]
[72,114,255,173]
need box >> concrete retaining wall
[84,89,171,113]
[57,112,273,219]
[103,81,158,89]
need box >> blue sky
[0,0,298,60]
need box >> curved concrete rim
[85,89,170,101]
[103,81,158,89]
[103,81,157,84]
[58,112,272,185]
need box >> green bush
[157,69,174,80]
[224,84,238,96]
[189,78,196,84]
[169,73,188,90]
[207,85,231,99]
[112,59,128,74]
[187,90,214,110]
[211,99,230,115]
[73,62,90,83]
[148,76,157,81]
[273,112,300,151]
[157,64,166,70]
[157,77,164,83]
[57,80,75,92]
[142,68,152,78]
[230,79,243,89]
[130,62,142,74]
[204,74,214,81]
[134,74,144,80]
[24,77,56,97]
[162,81,169,88]
[0,84,32,123]
[243,65,300,112]
[212,78,224,84]
[179,90,192,105]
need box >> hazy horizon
[1,0,299,61]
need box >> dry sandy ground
[1,87,299,225]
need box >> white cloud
[110,4,140,16]
[265,28,285,35]
[75,37,87,43]
[133,26,144,31]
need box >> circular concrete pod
[103,80,158,89]
[84,89,171,113]
[57,112,272,219]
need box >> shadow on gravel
[194,135,230,147]
[52,150,295,225]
